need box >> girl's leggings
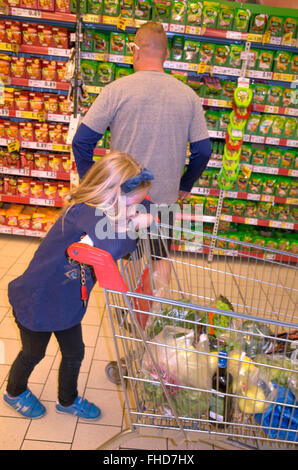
[6,319,85,407]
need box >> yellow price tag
[247,33,262,43]
[282,32,293,45]
[197,62,206,74]
[37,111,46,122]
[241,164,252,178]
[117,15,128,31]
[7,140,20,153]
[262,31,271,44]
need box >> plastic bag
[254,383,298,442]
[241,320,274,358]
[142,326,211,391]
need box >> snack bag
[222,81,236,99]
[202,1,219,28]
[152,0,172,22]
[93,31,109,52]
[186,0,202,26]
[170,35,184,61]
[275,177,290,198]
[227,44,244,69]
[234,8,250,32]
[266,15,284,37]
[216,3,234,30]
[271,115,285,137]
[5,21,21,44]
[81,60,97,84]
[82,29,93,52]
[97,62,115,85]
[232,199,245,216]
[109,32,125,54]
[249,174,263,194]
[262,175,276,195]
[56,0,71,12]
[258,50,274,71]
[283,117,296,138]
[41,60,57,82]
[240,144,252,163]
[14,90,29,112]
[204,109,219,130]
[120,0,135,17]
[70,0,87,12]
[34,122,49,143]
[37,25,53,48]
[252,84,269,105]
[171,0,187,24]
[257,202,271,219]
[183,40,200,62]
[281,150,295,169]
[19,122,34,142]
[266,147,282,167]
[88,0,103,13]
[20,151,34,169]
[266,85,283,106]
[289,55,298,74]
[249,13,268,34]
[283,17,297,36]
[214,45,229,66]
[134,0,152,20]
[38,0,55,10]
[205,196,218,215]
[199,42,215,64]
[282,88,294,107]
[247,49,259,70]
[245,114,261,134]
[245,201,257,218]
[22,23,39,46]
[279,204,290,221]
[48,154,62,172]
[252,148,266,166]
[274,51,292,74]
[11,56,26,79]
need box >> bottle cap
[218,350,228,368]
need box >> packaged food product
[283,117,296,138]
[93,31,109,52]
[289,180,298,198]
[20,151,34,169]
[61,154,71,172]
[135,0,152,20]
[258,114,273,135]
[34,122,49,142]
[282,88,294,108]
[171,0,187,24]
[266,147,282,167]
[281,150,295,168]
[48,154,62,172]
[274,51,292,74]
[0,22,6,43]
[290,55,298,74]
[245,201,257,218]
[266,86,283,106]
[4,120,18,140]
[266,15,284,37]
[17,177,31,197]
[71,0,87,12]
[198,170,210,187]
[257,201,271,219]
[279,204,290,221]
[120,0,135,18]
[269,204,281,220]
[58,95,71,114]
[258,50,274,71]
[290,240,298,254]
[44,181,57,199]
[49,123,63,143]
[82,29,93,52]
[18,206,36,229]
[245,114,261,134]
[240,144,252,163]
[4,89,14,110]
[186,0,202,25]
[249,13,268,34]
[152,0,172,22]
[41,60,57,81]
[37,25,53,48]
[252,84,268,105]
[110,32,125,55]
[19,122,34,141]
[249,174,263,194]
[34,152,48,170]
[6,203,23,225]
[271,115,285,137]
[222,81,236,99]
[14,90,30,111]
[56,0,71,12]
[5,21,21,44]
[170,35,184,61]
[204,109,219,130]
[80,60,97,84]
[3,176,18,195]
[290,206,298,221]
[30,180,44,199]
[216,3,234,30]
[22,23,39,46]
[199,42,215,64]
[227,44,244,69]
[20,0,38,6]
[263,175,277,195]
[203,76,222,98]
[29,92,43,113]
[25,57,42,80]
[214,45,229,66]
[283,17,297,36]
[234,8,250,32]
[202,1,219,28]
[56,61,68,82]
[247,49,259,70]
[232,200,246,216]
[38,0,55,10]
[219,111,230,131]
[11,56,26,78]
[5,151,20,169]
[61,125,69,145]
[205,196,218,215]
[97,62,115,85]
[57,181,70,199]
[275,177,290,197]
[183,40,200,62]
[221,199,233,214]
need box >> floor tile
[21,440,71,450]
[0,417,30,450]
[78,387,124,427]
[72,423,122,450]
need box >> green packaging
[204,109,219,130]
[171,0,187,24]
[281,149,295,169]
[282,88,294,107]
[109,32,125,54]
[202,1,219,28]
[97,62,115,85]
[203,76,222,98]
[232,200,246,216]
[82,29,94,52]
[125,34,135,55]
[245,114,261,134]
[252,84,269,105]
[87,0,103,14]
[290,240,298,254]
[227,44,244,69]
[205,196,218,215]
[266,147,282,167]
[214,45,230,66]
[120,0,135,17]
[248,174,263,194]
[93,31,109,52]
[245,201,258,218]
[240,143,252,163]
[222,81,236,99]
[279,204,290,221]
[257,202,271,219]
[249,13,268,34]
[262,175,276,195]
[247,49,259,70]
[283,117,296,138]
[279,238,291,251]
[183,40,200,62]
[71,0,87,12]
[271,115,285,137]
[134,0,151,20]
[266,15,284,37]
[216,4,234,30]
[252,148,266,166]
[80,60,98,84]
[170,35,184,61]
[274,51,292,74]
[103,0,120,16]
[275,177,290,198]
[266,86,283,106]
[234,8,250,32]
[269,204,282,220]
[258,50,274,71]
[219,111,230,131]
[265,237,278,250]
[221,199,233,215]
[283,17,297,37]
[115,65,133,79]
[290,55,298,75]
[198,169,211,187]
[152,0,172,22]
[186,0,202,26]
[199,42,215,64]
[289,180,298,198]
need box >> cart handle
[67,243,129,293]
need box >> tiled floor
[0,234,223,451]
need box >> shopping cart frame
[68,225,298,450]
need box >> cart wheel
[105,360,127,385]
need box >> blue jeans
[6,319,85,406]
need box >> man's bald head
[134,21,168,62]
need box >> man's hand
[179,190,191,200]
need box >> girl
[4,151,154,420]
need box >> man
[72,21,211,284]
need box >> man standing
[72,21,211,283]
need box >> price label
[287,139,298,148]
[241,164,252,178]
[83,13,100,23]
[262,31,271,44]
[285,108,298,117]
[282,32,293,46]
[269,220,281,228]
[226,31,242,40]
[197,62,207,74]
[289,170,298,177]
[0,108,9,117]
[185,25,200,35]
[264,106,279,114]
[7,140,20,153]
[265,137,279,145]
[37,111,46,122]
[247,33,262,42]
[117,15,128,31]
[251,135,265,144]
[247,193,260,201]
[30,198,55,207]
[261,195,274,202]
[245,218,258,225]
[48,48,70,58]
[169,24,185,33]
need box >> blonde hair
[63,151,151,221]
[135,21,168,59]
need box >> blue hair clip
[121,167,154,194]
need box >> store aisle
[0,235,220,451]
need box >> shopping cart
[68,223,298,450]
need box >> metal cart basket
[68,223,298,450]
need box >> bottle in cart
[209,350,233,427]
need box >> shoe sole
[3,399,46,419]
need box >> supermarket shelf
[2,7,76,23]
[208,130,298,147]
[10,77,69,92]
[191,187,298,205]
[0,109,71,123]
[0,166,70,181]
[176,212,298,230]
[202,99,298,117]
[0,42,71,58]
[0,193,64,208]
[0,224,46,238]
[0,139,70,153]
[171,243,298,262]
[207,159,298,177]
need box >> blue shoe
[56,397,101,420]
[3,389,46,419]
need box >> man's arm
[72,123,103,179]
[179,138,212,196]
